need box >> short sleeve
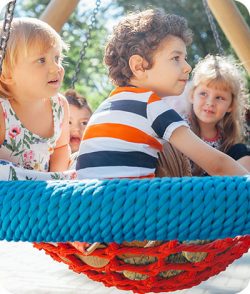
[147,97,189,141]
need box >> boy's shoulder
[109,86,160,103]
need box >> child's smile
[191,83,233,125]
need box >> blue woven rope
[0,176,249,242]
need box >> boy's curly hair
[104,9,193,86]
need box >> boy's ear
[129,55,147,78]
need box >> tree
[114,0,250,67]
[13,0,250,111]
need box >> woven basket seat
[34,237,250,293]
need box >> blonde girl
[188,54,249,175]
[0,17,74,180]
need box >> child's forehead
[69,104,91,117]
[205,79,231,92]
[26,43,62,56]
[157,35,187,55]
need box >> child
[0,17,72,180]
[65,89,92,153]
[76,9,248,179]
[74,9,248,279]
[187,54,250,175]
[157,54,250,265]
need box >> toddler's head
[0,17,68,98]
[65,89,92,153]
[189,54,248,150]
[104,8,192,92]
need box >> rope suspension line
[71,0,101,89]
[0,0,16,74]
[202,0,225,55]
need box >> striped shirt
[76,87,188,179]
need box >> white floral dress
[0,96,76,180]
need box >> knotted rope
[0,176,249,242]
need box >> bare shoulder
[58,93,68,105]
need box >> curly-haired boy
[76,8,247,179]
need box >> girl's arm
[49,96,70,172]
[169,126,249,176]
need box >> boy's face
[9,44,64,101]
[143,35,191,97]
[69,104,91,153]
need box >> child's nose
[183,61,192,74]
[49,61,61,73]
[206,97,214,106]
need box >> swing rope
[0,0,16,74]
[202,0,225,55]
[70,0,101,89]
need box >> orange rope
[34,236,250,293]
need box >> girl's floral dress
[0,96,76,180]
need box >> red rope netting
[34,236,250,293]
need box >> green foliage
[14,0,249,111]
[114,0,249,66]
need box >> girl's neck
[199,121,218,141]
[10,93,49,106]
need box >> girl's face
[9,44,64,101]
[191,82,233,126]
[69,104,91,153]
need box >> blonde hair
[0,17,68,98]
[189,55,248,157]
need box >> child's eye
[216,96,225,100]
[69,120,72,125]
[80,121,88,126]
[199,91,207,97]
[38,57,45,64]
[172,56,180,61]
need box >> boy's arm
[169,126,249,176]
[49,97,71,172]
[237,156,250,172]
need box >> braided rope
[0,176,249,242]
